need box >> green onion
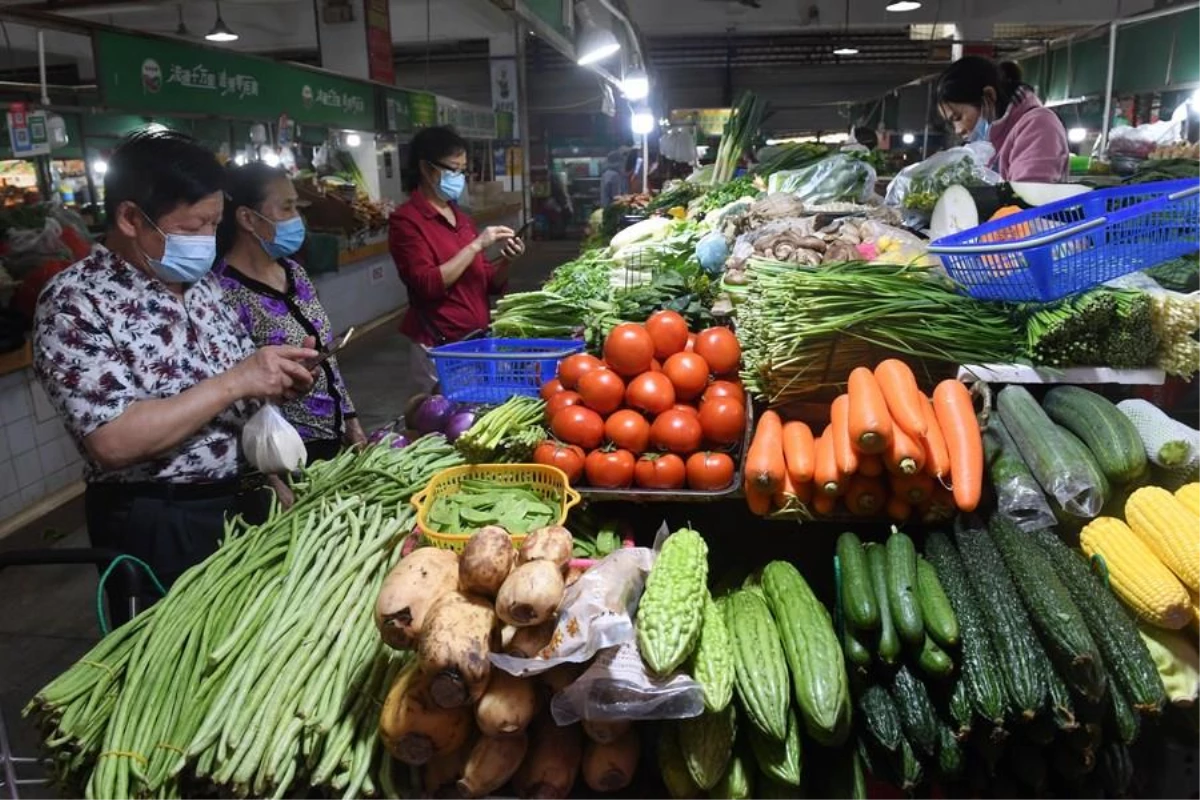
[712,91,768,186]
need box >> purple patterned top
[216,257,355,443]
[33,247,256,483]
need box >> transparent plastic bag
[490,546,655,677]
[550,641,704,724]
[983,421,1056,532]
[241,403,307,474]
[767,154,877,205]
[884,143,1001,212]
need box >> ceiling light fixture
[575,2,620,66]
[345,132,362,147]
[622,65,649,101]
[833,0,858,57]
[205,1,238,43]
[631,107,655,135]
[1068,127,1087,143]
[886,1,922,11]
[902,132,916,144]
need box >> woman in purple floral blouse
[216,163,366,464]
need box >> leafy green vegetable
[427,479,558,534]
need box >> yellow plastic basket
[411,463,582,552]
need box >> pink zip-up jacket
[988,92,1070,182]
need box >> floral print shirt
[33,247,256,483]
[216,257,355,443]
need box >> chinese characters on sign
[158,61,261,100]
[364,0,395,85]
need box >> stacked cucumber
[841,519,1168,797]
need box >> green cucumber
[1043,386,1148,485]
[915,557,959,648]
[914,635,955,680]
[889,665,938,757]
[836,532,879,632]
[886,531,924,647]
[856,684,903,752]
[865,544,901,665]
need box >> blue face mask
[438,171,466,202]
[968,115,991,143]
[254,211,306,258]
[140,212,216,284]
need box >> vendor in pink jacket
[936,57,1070,183]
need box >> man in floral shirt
[34,129,316,622]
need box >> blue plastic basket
[429,337,585,404]
[928,178,1200,302]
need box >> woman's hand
[344,418,367,447]
[499,236,526,261]
[473,225,514,251]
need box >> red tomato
[693,327,741,375]
[634,453,687,490]
[663,352,711,401]
[644,310,691,360]
[686,452,735,491]
[557,353,605,390]
[551,405,605,450]
[685,333,697,352]
[650,358,663,372]
[585,448,636,488]
[576,369,626,416]
[540,379,566,401]
[545,391,583,422]
[698,397,745,446]
[605,410,651,454]
[671,403,700,419]
[703,380,746,407]
[651,409,703,454]
[533,440,586,483]
[603,323,656,377]
[626,372,676,416]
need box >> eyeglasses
[428,160,467,178]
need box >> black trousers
[85,482,271,626]
[305,438,343,465]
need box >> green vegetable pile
[1018,289,1160,368]
[456,396,546,463]
[903,157,989,212]
[425,479,559,534]
[694,175,760,215]
[25,436,464,799]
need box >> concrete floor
[0,240,577,797]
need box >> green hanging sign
[407,92,439,129]
[95,30,376,130]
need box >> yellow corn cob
[1080,516,1193,629]
[1175,482,1200,517]
[1125,486,1200,592]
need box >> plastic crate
[411,463,581,551]
[429,337,585,404]
[928,178,1200,302]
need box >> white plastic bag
[885,143,1001,212]
[550,641,705,724]
[241,404,307,474]
[490,546,655,677]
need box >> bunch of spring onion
[25,437,464,800]
[736,259,1021,404]
[711,91,768,185]
[455,395,546,463]
[490,291,593,339]
[1148,287,1200,378]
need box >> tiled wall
[0,367,84,525]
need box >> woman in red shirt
[389,126,524,391]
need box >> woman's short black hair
[405,125,468,191]
[217,161,289,258]
[936,56,1027,117]
[103,127,225,227]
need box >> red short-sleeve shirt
[388,190,506,346]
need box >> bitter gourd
[726,589,790,742]
[690,592,735,713]
[637,528,709,675]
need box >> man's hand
[227,345,318,402]
[474,225,514,251]
[499,236,526,261]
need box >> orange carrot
[932,379,983,513]
[813,428,842,497]
[830,395,860,476]
[794,479,813,506]
[920,395,952,483]
[885,424,926,476]
[812,492,837,516]
[874,359,928,441]
[745,410,785,493]
[858,454,884,478]
[889,472,934,505]
[846,476,886,516]
[886,494,913,522]
[781,421,816,485]
[773,467,798,510]
[847,367,894,454]
[746,481,772,516]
